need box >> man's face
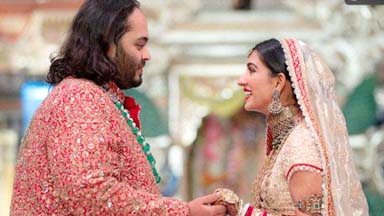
[109,8,151,89]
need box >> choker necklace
[266,105,300,150]
[103,84,161,184]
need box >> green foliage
[342,76,377,135]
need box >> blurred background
[0,0,383,215]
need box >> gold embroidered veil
[280,38,369,216]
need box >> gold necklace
[267,105,300,143]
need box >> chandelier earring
[268,88,283,114]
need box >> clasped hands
[188,188,241,216]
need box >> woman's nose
[237,75,246,86]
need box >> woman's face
[237,51,277,115]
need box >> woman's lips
[244,88,251,101]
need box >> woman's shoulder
[279,118,323,180]
[280,118,322,162]
[285,118,315,148]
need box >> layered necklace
[252,105,300,208]
[103,84,161,184]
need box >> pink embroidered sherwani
[11,77,189,215]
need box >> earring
[268,89,283,114]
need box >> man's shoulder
[48,77,107,104]
[57,77,100,91]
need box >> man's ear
[107,43,117,59]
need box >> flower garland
[103,85,161,184]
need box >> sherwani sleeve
[46,82,189,215]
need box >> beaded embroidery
[103,84,161,184]
[286,164,323,181]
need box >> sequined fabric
[252,117,322,216]
[10,77,189,215]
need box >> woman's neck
[266,105,301,139]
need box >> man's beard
[113,45,144,89]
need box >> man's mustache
[139,61,146,69]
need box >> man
[10,0,226,215]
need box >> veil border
[280,38,334,216]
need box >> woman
[219,38,368,216]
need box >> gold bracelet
[295,194,322,215]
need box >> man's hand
[188,193,227,216]
[213,188,240,216]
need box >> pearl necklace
[103,85,161,184]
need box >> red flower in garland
[124,96,141,129]
[266,127,273,156]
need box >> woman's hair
[46,0,140,85]
[250,38,291,82]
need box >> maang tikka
[268,89,283,114]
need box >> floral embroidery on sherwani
[11,77,189,215]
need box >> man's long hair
[46,0,140,85]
